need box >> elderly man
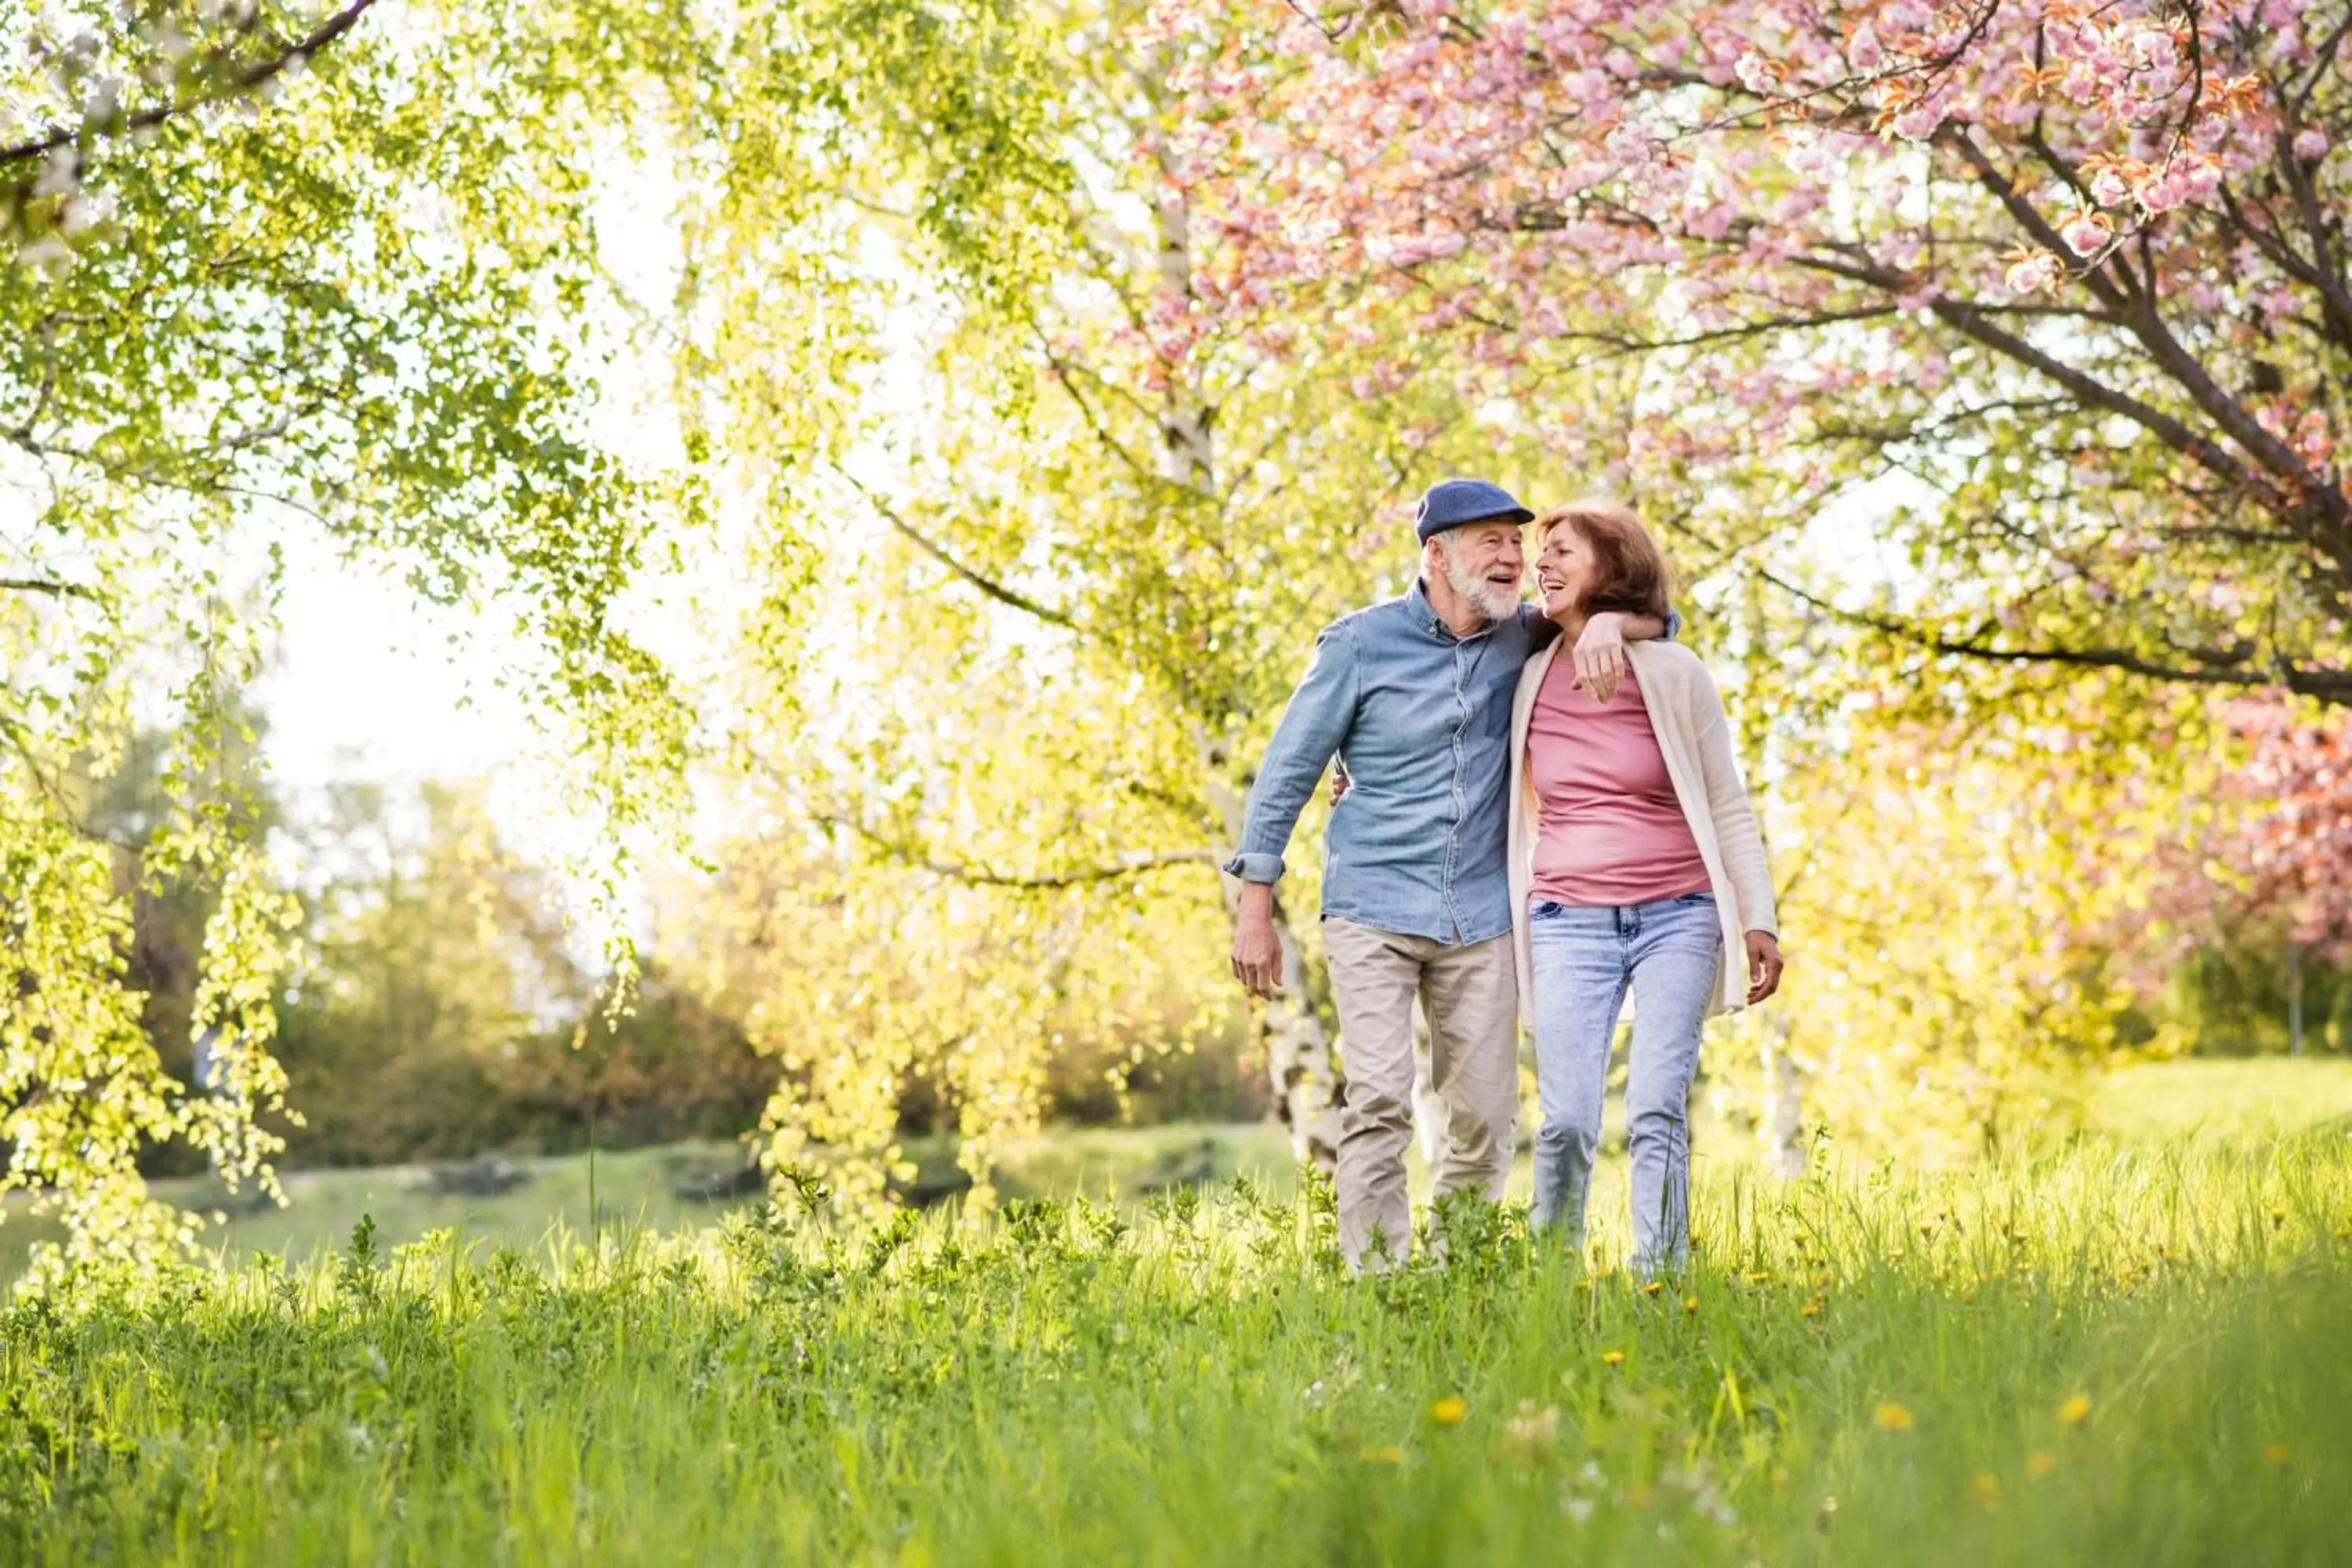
[1225,478,1673,1270]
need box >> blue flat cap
[1414,477,1534,541]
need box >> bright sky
[258,537,526,793]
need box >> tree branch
[1940,127,2138,315]
[834,468,1080,632]
[1787,260,2266,498]
[1759,567,2352,706]
[0,574,95,599]
[1,1,379,168]
[817,814,1218,888]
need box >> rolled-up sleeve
[1221,619,1359,884]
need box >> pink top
[1526,659,1712,907]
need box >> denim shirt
[1223,583,1678,946]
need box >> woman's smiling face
[1536,522,1595,619]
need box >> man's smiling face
[1432,520,1526,623]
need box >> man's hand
[1746,930,1784,1005]
[1571,611,1632,704]
[1328,760,1352,808]
[1231,882,1286,997]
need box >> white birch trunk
[1760,1011,1806,1179]
[1147,140,1344,1171]
[1207,767,1344,1171]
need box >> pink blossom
[2179,158,2225,204]
[1891,102,1942,140]
[2060,212,2112,256]
[1685,201,1735,241]
[1563,67,1611,105]
[2003,252,2064,294]
[2294,127,2329,161]
[1733,49,1780,95]
[2089,168,2131,207]
[2136,165,2194,212]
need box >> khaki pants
[1323,917,1519,1271]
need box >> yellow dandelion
[1969,1472,2001,1509]
[2269,1207,2287,1231]
[1642,1280,1664,1297]
[1601,1349,1626,1367]
[1874,1403,1915,1432]
[1430,1396,1468,1428]
[1746,1270,1772,1284]
[1359,1444,1407,1466]
[2263,1443,2291,1468]
[2026,1450,2060,1479]
[2056,1392,2092,1427]
[1683,1295,1700,1315]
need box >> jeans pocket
[1530,900,1565,920]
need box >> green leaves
[0,2,718,1262]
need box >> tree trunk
[1145,123,1344,1171]
[1759,1012,1805,1179]
[1206,764,1344,1170]
[2288,942,2306,1058]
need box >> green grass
[0,1124,1301,1287]
[2087,1057,2352,1144]
[1,1062,2347,1563]
[7,1054,2347,1287]
[3,1137,2348,1563]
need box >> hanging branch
[1,1,380,168]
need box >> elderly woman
[1507,501,1783,1274]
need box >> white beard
[1441,539,1522,623]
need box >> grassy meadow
[16,1058,2347,1288]
[1,1061,2347,1563]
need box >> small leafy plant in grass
[0,1141,2345,1565]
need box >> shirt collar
[1406,577,1498,643]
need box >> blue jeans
[1527,893,1721,1274]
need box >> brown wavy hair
[1536,500,1674,621]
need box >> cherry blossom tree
[1158,0,2352,711]
[2140,697,2352,1050]
[2223,702,2352,960]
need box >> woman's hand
[1745,931,1784,1004]
[1570,612,1630,704]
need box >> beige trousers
[1323,917,1519,1271]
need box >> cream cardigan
[1507,639,1778,1017]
